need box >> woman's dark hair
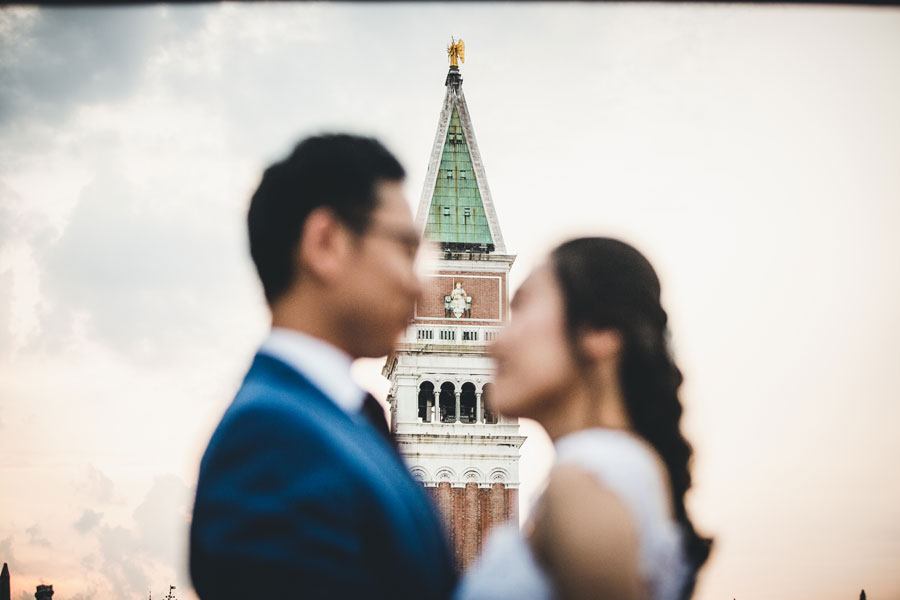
[551,237,712,598]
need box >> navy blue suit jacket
[190,354,457,599]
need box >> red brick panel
[415,273,505,321]
[490,483,507,525]
[432,483,457,570]
[424,482,518,572]
[507,487,519,525]
[461,483,482,569]
[479,488,492,555]
[452,487,465,567]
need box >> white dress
[456,428,690,600]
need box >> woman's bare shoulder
[531,464,643,600]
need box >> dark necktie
[361,392,396,448]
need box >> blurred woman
[457,237,711,600]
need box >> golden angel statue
[448,37,465,67]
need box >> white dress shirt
[258,327,365,415]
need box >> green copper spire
[415,53,507,254]
[423,107,494,251]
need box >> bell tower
[383,39,526,570]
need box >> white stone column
[455,392,461,423]
[476,392,483,424]
[433,390,440,423]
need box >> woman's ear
[580,329,623,363]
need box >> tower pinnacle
[445,38,464,89]
[417,39,507,255]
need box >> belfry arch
[482,382,498,424]
[418,381,435,423]
[439,382,456,423]
[459,382,477,424]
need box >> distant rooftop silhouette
[1,562,10,600]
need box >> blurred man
[190,135,457,599]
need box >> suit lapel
[249,354,453,569]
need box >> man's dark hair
[248,134,405,304]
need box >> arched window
[482,383,498,424]
[418,381,435,423]
[439,382,456,423]
[460,382,477,423]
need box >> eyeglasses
[362,222,422,259]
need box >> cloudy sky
[1,3,899,599]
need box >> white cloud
[80,466,115,506]
[24,526,49,549]
[0,535,14,566]
[0,6,207,129]
[92,474,191,599]
[73,510,103,535]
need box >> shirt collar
[258,327,365,415]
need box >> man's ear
[296,207,351,283]
[580,329,623,363]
